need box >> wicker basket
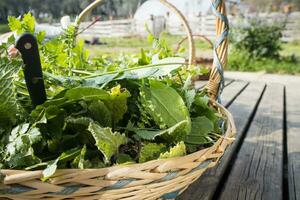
[0,0,236,199]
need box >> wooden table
[178,80,300,200]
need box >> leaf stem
[72,69,94,75]
[84,62,188,79]
[177,71,184,85]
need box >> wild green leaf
[194,95,209,108]
[88,122,128,163]
[0,12,225,171]
[42,147,81,180]
[159,141,186,159]
[71,145,90,169]
[138,48,151,65]
[150,57,185,76]
[42,158,59,181]
[39,87,111,109]
[139,143,167,163]
[191,93,221,133]
[134,120,188,141]
[120,57,185,79]
[64,87,110,102]
[65,116,94,128]
[8,13,35,34]
[88,100,112,127]
[36,31,46,44]
[84,73,120,87]
[185,116,214,145]
[0,59,22,133]
[140,80,191,141]
[22,13,35,33]
[85,57,185,86]
[8,16,22,33]
[116,154,135,164]
[5,123,42,168]
[104,85,131,125]
[184,85,196,110]
[88,158,106,168]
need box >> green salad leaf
[139,143,167,163]
[0,12,223,173]
[5,123,42,168]
[84,57,185,86]
[159,141,186,159]
[42,147,81,180]
[8,13,35,34]
[185,116,214,145]
[116,154,135,164]
[140,80,191,141]
[88,122,128,163]
[72,145,89,169]
[63,87,110,102]
[0,58,22,135]
[88,100,112,127]
[105,85,131,125]
[134,120,188,141]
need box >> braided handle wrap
[75,0,196,68]
[206,0,229,100]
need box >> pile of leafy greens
[0,13,224,180]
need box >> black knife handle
[15,33,47,107]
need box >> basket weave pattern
[0,0,236,199]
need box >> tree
[242,0,300,11]
[0,0,148,23]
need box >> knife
[15,33,47,107]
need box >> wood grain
[219,84,284,200]
[286,85,300,200]
[178,82,265,200]
[221,81,249,107]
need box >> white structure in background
[134,0,212,36]
[35,16,71,39]
[0,15,72,44]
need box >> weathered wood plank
[286,85,300,200]
[219,84,284,200]
[177,82,265,200]
[221,80,249,107]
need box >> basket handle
[174,35,214,53]
[74,0,196,68]
[75,0,229,100]
[206,0,229,100]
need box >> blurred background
[0,0,300,74]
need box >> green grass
[227,56,300,74]
[281,40,300,58]
[84,33,212,57]
[85,35,299,75]
[0,24,9,34]
[227,42,300,75]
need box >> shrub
[0,24,10,34]
[232,20,284,59]
[227,19,300,74]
